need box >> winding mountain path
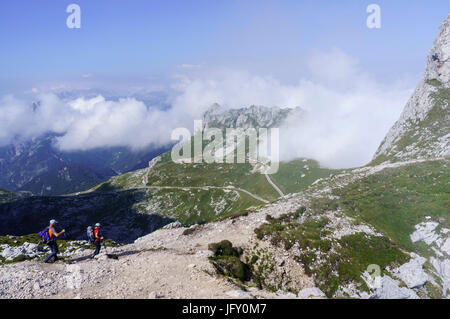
[264,174,284,197]
[136,185,270,204]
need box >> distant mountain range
[0,133,169,196]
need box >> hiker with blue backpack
[40,219,65,263]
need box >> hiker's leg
[92,242,100,257]
[44,243,56,262]
[43,249,52,263]
[53,243,59,261]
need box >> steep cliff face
[373,15,450,164]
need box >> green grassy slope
[133,187,261,225]
[335,159,449,253]
[92,153,339,199]
[270,159,344,195]
[84,139,341,225]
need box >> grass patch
[293,206,306,219]
[255,213,330,251]
[270,159,343,195]
[0,233,41,246]
[244,247,279,291]
[320,233,407,297]
[310,197,339,214]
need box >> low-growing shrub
[208,240,251,282]
[182,225,198,236]
[293,206,307,219]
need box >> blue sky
[0,1,449,167]
[0,0,449,93]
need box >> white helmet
[49,219,58,225]
[95,223,101,227]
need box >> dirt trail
[136,185,270,203]
[264,174,284,197]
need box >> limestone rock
[372,276,419,299]
[226,290,250,298]
[297,287,326,299]
[392,254,428,288]
[163,221,182,229]
[410,221,439,245]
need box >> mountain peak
[202,104,294,130]
[373,15,450,164]
[425,14,450,84]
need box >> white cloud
[0,49,413,168]
[0,94,180,151]
[55,95,184,151]
[169,49,413,168]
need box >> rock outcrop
[372,276,419,299]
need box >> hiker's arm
[55,229,66,237]
[95,232,104,240]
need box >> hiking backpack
[39,228,51,244]
[87,226,95,243]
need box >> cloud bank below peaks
[0,49,414,168]
[170,49,414,168]
[0,93,181,151]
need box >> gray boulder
[372,276,419,299]
[392,254,428,288]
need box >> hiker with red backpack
[91,223,104,258]
[40,219,65,263]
